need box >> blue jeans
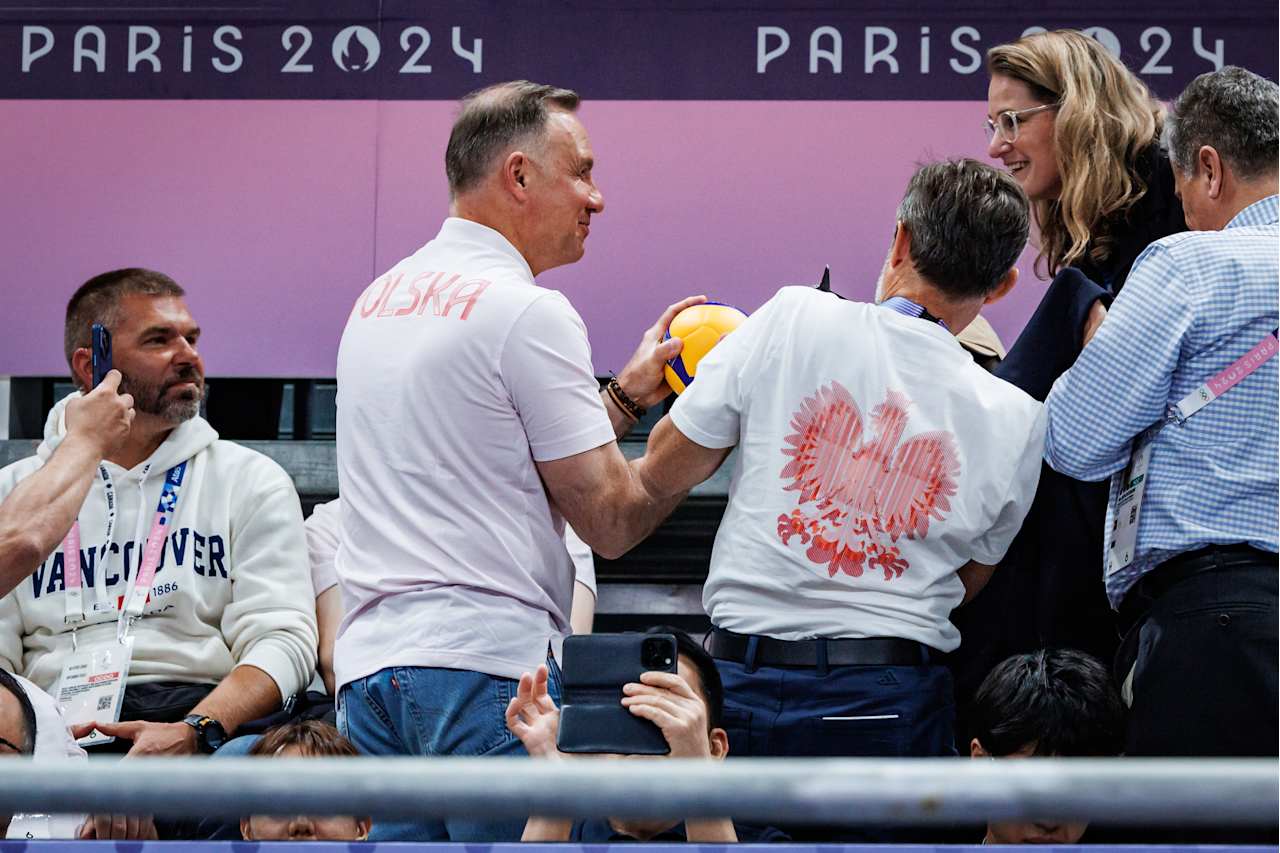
[338,662,561,842]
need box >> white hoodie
[0,394,318,699]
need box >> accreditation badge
[1107,427,1157,576]
[54,636,134,746]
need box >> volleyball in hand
[663,302,748,394]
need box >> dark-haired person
[505,629,785,843]
[239,720,370,842]
[968,649,1124,845]
[577,160,1045,841]
[1043,67,1278,780]
[0,270,316,779]
[334,81,702,842]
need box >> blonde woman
[986,29,1186,292]
[949,31,1185,714]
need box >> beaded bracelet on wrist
[606,376,646,421]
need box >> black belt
[1119,543,1275,628]
[707,628,935,669]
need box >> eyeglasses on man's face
[984,103,1059,144]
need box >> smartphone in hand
[91,324,112,388]
[556,633,678,755]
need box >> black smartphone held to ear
[556,633,678,755]
[91,323,112,388]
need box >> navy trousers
[716,652,956,842]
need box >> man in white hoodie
[0,269,317,763]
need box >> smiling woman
[985,29,1186,288]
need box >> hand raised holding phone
[65,370,134,460]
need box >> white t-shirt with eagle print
[669,286,1045,652]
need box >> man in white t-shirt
[334,81,698,842]
[604,160,1046,838]
[307,499,597,696]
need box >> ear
[502,150,532,200]
[1198,145,1225,199]
[70,347,94,393]
[709,727,730,760]
[356,816,373,840]
[889,221,912,269]
[239,817,254,840]
[970,738,988,759]
[983,266,1019,305]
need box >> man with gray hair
[1043,66,1278,775]
[334,82,698,841]
[576,159,1045,842]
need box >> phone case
[91,324,112,387]
[556,633,677,755]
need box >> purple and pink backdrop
[2,2,1274,377]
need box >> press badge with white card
[54,636,133,746]
[52,459,189,745]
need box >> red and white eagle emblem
[777,382,960,581]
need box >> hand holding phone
[555,633,678,755]
[620,668,716,759]
[65,369,134,459]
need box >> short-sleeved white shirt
[334,218,616,687]
[670,287,1046,652]
[308,498,596,599]
[305,499,342,598]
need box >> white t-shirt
[334,218,616,686]
[670,287,1045,652]
[307,498,596,599]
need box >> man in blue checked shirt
[1043,67,1278,774]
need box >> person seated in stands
[0,669,155,840]
[968,649,1124,845]
[0,269,317,766]
[505,628,785,843]
[239,720,371,842]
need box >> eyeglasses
[984,103,1059,144]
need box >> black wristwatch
[182,714,228,754]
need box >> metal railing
[0,757,1273,825]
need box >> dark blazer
[948,146,1187,735]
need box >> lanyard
[879,296,949,330]
[118,461,188,641]
[1108,328,1278,575]
[1169,328,1279,424]
[62,465,116,626]
[59,461,187,638]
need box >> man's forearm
[590,469,689,559]
[0,434,102,596]
[190,664,282,735]
[957,560,997,605]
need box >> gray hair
[444,80,580,196]
[1164,67,1279,182]
[895,159,1030,299]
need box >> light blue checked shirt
[1043,195,1279,608]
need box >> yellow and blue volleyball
[663,302,748,394]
